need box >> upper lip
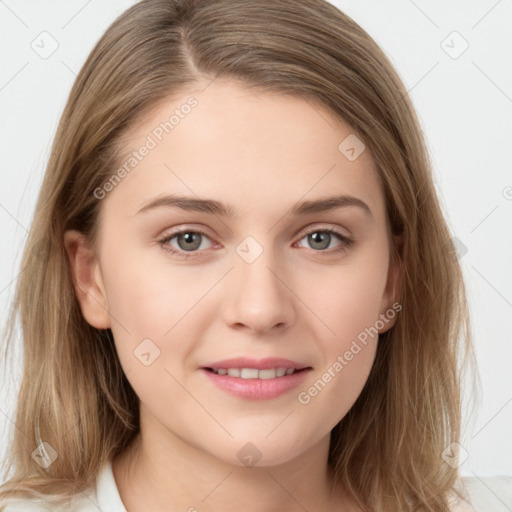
[201,357,311,370]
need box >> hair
[0,0,480,510]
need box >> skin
[65,78,403,512]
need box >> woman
[0,0,499,510]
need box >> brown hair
[0,0,479,510]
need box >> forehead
[103,78,386,224]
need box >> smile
[207,367,300,379]
[201,367,311,400]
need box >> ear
[378,232,404,333]
[64,230,111,330]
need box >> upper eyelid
[159,226,215,243]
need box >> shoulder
[1,458,126,512]
[0,494,94,511]
[448,475,512,512]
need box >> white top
[1,459,511,511]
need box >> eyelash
[158,226,354,260]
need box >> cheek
[295,340,377,435]
[304,252,389,347]
[97,246,168,362]
[295,268,384,427]
[101,242,205,333]
[294,248,388,409]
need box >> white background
[1,0,511,479]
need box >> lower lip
[200,368,311,400]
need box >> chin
[211,435,313,469]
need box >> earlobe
[63,230,111,330]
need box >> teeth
[258,369,277,380]
[240,368,259,379]
[212,366,299,379]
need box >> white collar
[93,458,128,512]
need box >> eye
[295,228,353,254]
[158,229,214,259]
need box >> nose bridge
[223,235,294,332]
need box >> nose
[222,245,296,335]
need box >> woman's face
[68,78,402,467]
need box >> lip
[200,367,312,400]
[201,357,310,371]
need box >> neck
[112,413,353,511]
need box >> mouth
[203,367,310,379]
[199,365,313,400]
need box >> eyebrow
[136,194,373,218]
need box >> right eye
[158,229,215,259]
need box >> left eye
[296,228,351,251]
